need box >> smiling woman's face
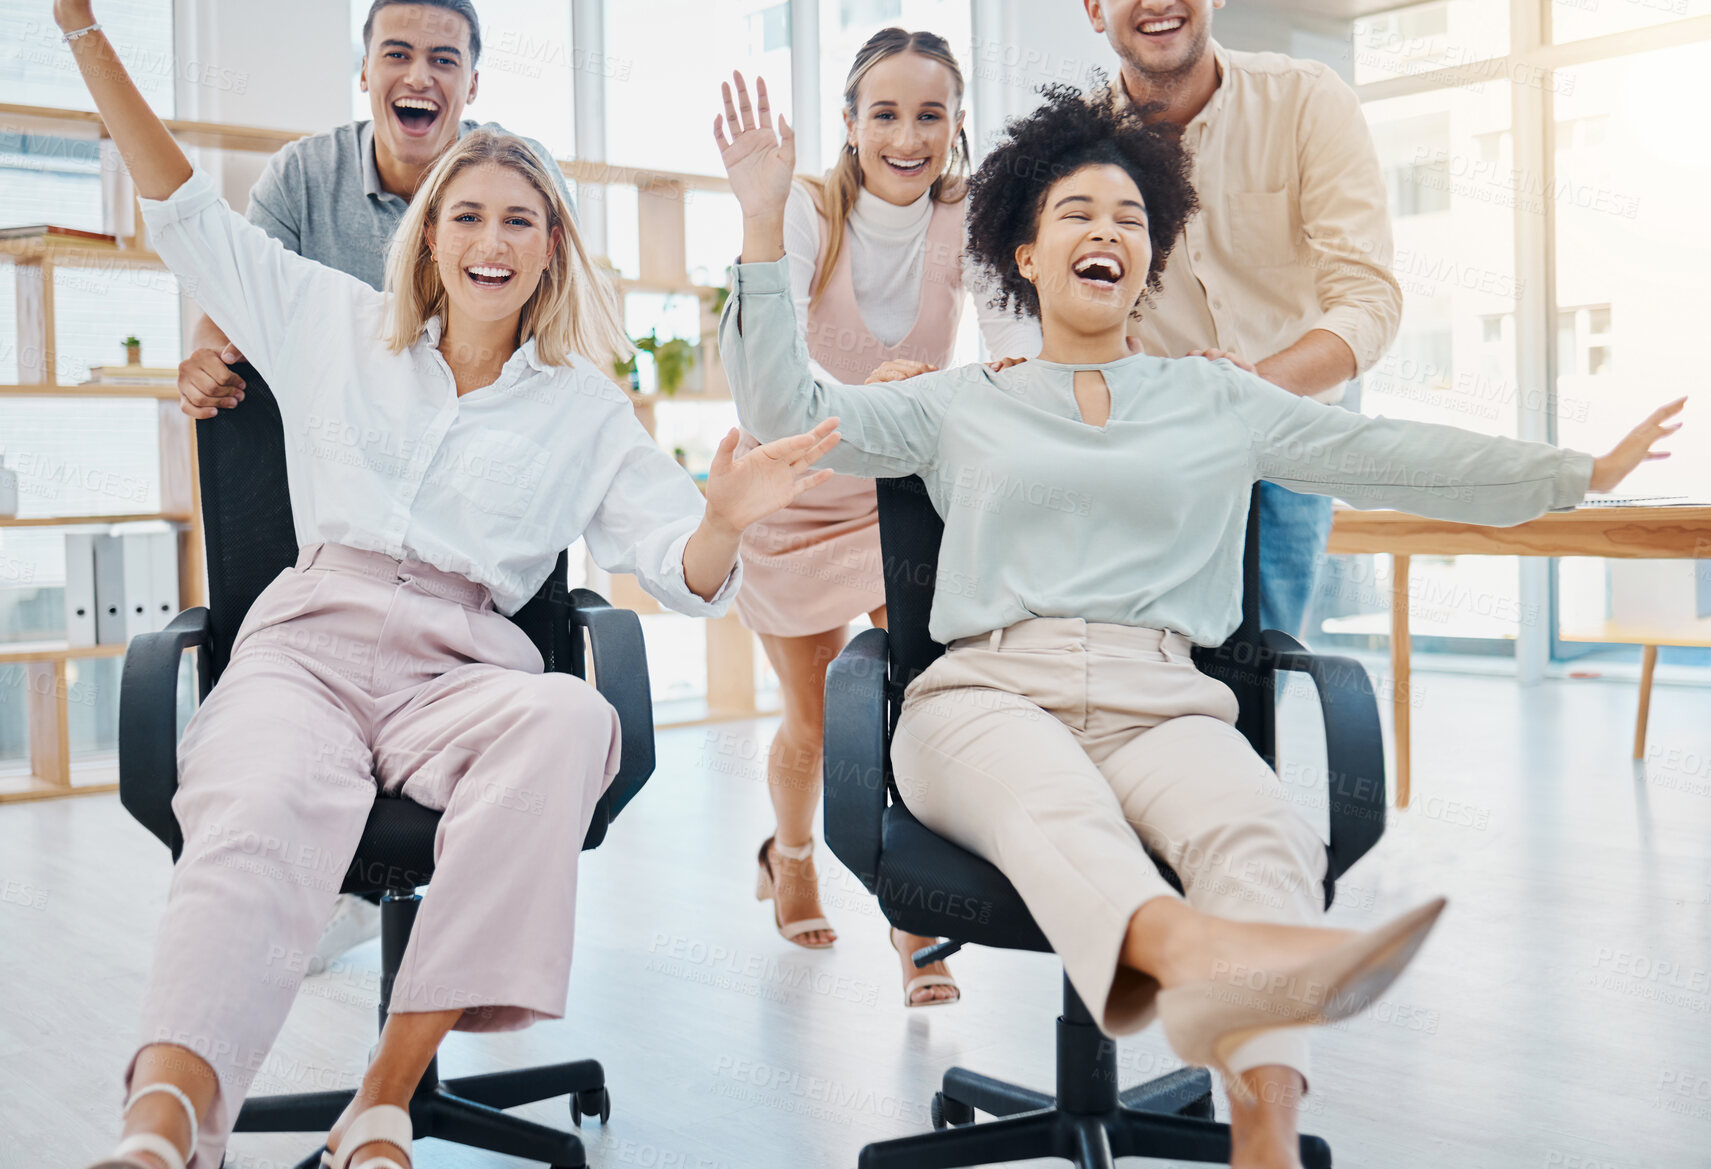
[426,162,559,330]
[846,51,964,207]
[361,3,479,173]
[1014,164,1154,335]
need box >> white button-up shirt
[140,169,740,617]
[1122,42,1404,403]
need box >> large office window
[1312,78,1525,653]
[1550,42,1710,498]
[1349,1,1507,85]
[1550,40,1711,659]
[604,0,793,176]
[1552,0,1711,44]
[0,0,175,115]
[1311,0,1711,669]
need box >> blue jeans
[1257,480,1334,639]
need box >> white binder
[63,534,98,646]
[148,530,181,631]
[93,531,159,645]
[120,531,156,642]
[92,533,127,645]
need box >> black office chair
[822,477,1389,1169]
[118,365,656,1169]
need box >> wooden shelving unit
[0,105,243,803]
[0,497,197,805]
[0,104,767,802]
[0,383,178,400]
[0,512,191,528]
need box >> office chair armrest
[823,627,890,894]
[569,588,655,817]
[118,607,213,858]
[1263,629,1386,891]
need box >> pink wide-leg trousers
[126,543,622,1168]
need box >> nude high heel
[1156,897,1448,1096]
[756,835,836,948]
[890,926,961,1008]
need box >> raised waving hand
[713,72,794,263]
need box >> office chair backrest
[874,477,1277,766]
[196,363,573,683]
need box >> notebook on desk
[1576,495,1711,507]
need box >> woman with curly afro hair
[714,71,1679,1167]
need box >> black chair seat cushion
[876,803,1051,951]
[876,802,1189,953]
[342,797,442,895]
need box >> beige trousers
[891,617,1326,1081]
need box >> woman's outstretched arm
[53,2,191,199]
[1219,358,1684,522]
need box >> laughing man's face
[360,3,479,177]
[1088,0,1221,83]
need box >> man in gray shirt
[176,0,578,969]
[177,0,576,417]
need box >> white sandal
[89,1083,198,1169]
[755,835,836,948]
[323,1103,412,1169]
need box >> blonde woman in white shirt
[55,8,840,1169]
[741,28,1036,1010]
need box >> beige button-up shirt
[1122,42,1403,404]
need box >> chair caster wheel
[1179,1092,1215,1120]
[571,1086,611,1126]
[930,1091,974,1129]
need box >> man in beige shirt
[1086,0,1403,641]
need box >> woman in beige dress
[738,29,1037,1006]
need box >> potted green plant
[614,331,697,396]
[122,335,142,365]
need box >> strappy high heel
[890,926,961,1008]
[1157,897,1447,1098]
[755,835,836,948]
[88,1083,198,1169]
[321,1103,412,1169]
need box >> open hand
[1188,348,1257,375]
[1589,397,1686,493]
[704,420,840,533]
[866,359,936,384]
[985,356,1029,374]
[712,72,795,223]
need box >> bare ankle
[1122,897,1205,987]
[1227,1067,1306,1169]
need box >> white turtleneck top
[781,181,1041,367]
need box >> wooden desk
[1326,505,1711,808]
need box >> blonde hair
[801,28,971,304]
[382,129,630,367]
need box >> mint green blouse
[720,258,1594,647]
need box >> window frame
[1350,1,1711,678]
